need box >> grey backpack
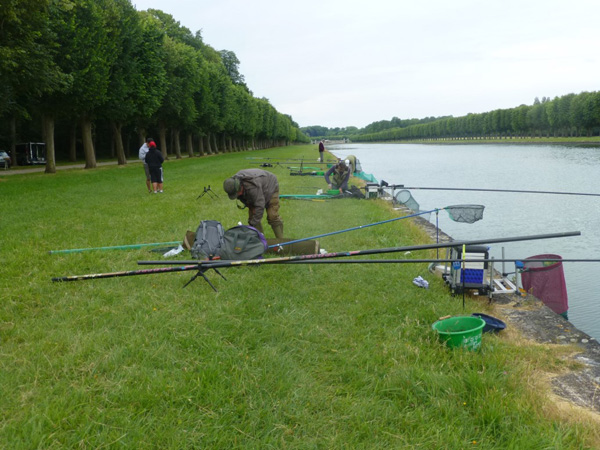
[219,225,268,260]
[190,220,225,260]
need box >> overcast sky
[132,0,600,129]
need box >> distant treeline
[302,92,600,142]
[1,0,309,170]
[301,116,447,139]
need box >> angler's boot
[272,223,284,239]
[254,222,264,234]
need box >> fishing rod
[289,172,325,177]
[381,184,600,198]
[282,258,600,265]
[51,264,227,291]
[49,241,182,255]
[266,209,437,249]
[246,157,336,164]
[53,231,580,290]
[141,230,581,267]
[137,231,581,287]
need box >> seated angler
[324,160,350,194]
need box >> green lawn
[1,145,598,448]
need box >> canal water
[329,142,600,340]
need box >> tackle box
[443,245,491,295]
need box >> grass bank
[1,145,598,448]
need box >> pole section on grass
[277,258,600,264]
[49,241,181,255]
[267,209,438,249]
[53,256,597,285]
[52,265,199,282]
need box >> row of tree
[300,116,449,139]
[0,0,309,172]
[339,92,600,142]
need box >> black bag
[345,185,365,199]
[219,225,268,260]
[190,220,225,260]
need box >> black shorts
[149,166,163,183]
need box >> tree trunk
[186,132,194,157]
[205,133,212,154]
[112,122,127,165]
[159,121,168,159]
[69,125,77,162]
[173,128,182,159]
[137,128,146,147]
[42,113,56,174]
[81,116,97,169]
[212,133,219,153]
[198,134,205,156]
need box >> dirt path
[1,159,142,176]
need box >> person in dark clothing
[139,137,154,193]
[144,141,164,193]
[223,168,284,238]
[318,140,325,162]
[324,160,350,193]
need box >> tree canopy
[0,0,309,169]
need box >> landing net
[444,205,485,224]
[394,190,420,212]
[394,190,431,220]
[394,192,484,224]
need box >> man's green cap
[223,177,241,199]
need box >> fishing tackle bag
[219,225,268,260]
[346,185,365,199]
[190,220,225,260]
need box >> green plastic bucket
[432,316,486,351]
[327,189,340,195]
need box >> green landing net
[444,204,485,224]
[394,190,484,224]
[395,190,421,212]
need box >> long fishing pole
[246,157,336,164]
[49,241,181,254]
[52,264,200,281]
[282,258,600,264]
[389,185,600,198]
[52,254,590,288]
[53,231,580,289]
[140,231,581,268]
[267,209,437,249]
[51,264,227,291]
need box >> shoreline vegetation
[2,144,599,447]
[382,136,600,145]
[346,134,600,146]
[302,91,600,144]
[317,136,600,146]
